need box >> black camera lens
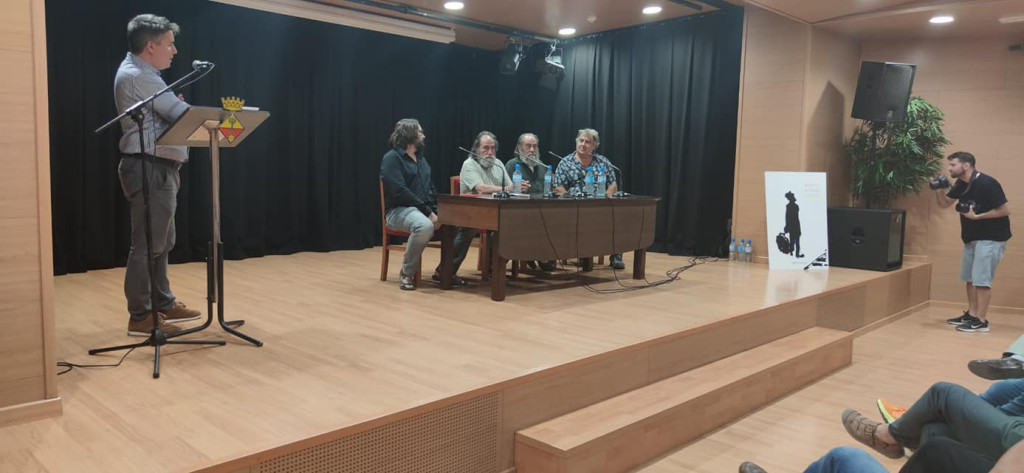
[956,200,976,213]
[929,175,950,190]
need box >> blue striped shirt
[114,53,190,162]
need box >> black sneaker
[610,254,625,270]
[956,318,989,332]
[431,271,467,286]
[946,311,974,325]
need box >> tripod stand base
[89,328,226,378]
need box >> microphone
[603,161,631,198]
[458,147,509,199]
[192,60,214,69]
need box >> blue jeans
[980,378,1024,417]
[803,447,886,473]
[384,206,434,278]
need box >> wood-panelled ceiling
[312,0,1024,49]
[748,0,1024,40]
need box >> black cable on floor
[57,347,137,375]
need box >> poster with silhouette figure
[764,172,829,270]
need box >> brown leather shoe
[127,313,182,337]
[968,357,1024,380]
[162,301,202,323]
[842,409,904,459]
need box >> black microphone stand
[605,161,631,198]
[460,146,509,199]
[90,63,223,379]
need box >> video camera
[929,175,950,190]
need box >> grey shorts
[960,240,1007,287]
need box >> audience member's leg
[979,379,1024,416]
[802,447,887,473]
[899,437,996,473]
[887,382,1024,459]
[920,422,954,444]
[1007,334,1024,358]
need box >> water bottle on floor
[744,239,753,263]
[729,238,736,261]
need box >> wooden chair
[380,179,422,287]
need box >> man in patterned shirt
[553,128,625,269]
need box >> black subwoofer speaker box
[828,208,906,271]
[851,61,916,122]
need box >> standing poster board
[764,172,829,270]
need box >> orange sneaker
[877,398,907,423]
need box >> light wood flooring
[0,247,980,472]
[639,303,1024,473]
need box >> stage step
[514,327,852,473]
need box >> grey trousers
[118,157,180,320]
[889,381,1024,460]
[384,206,435,278]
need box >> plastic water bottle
[596,165,607,198]
[512,164,523,194]
[728,238,736,261]
[543,165,553,196]
[584,166,595,197]
[738,239,745,262]
[744,239,753,263]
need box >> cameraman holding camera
[933,151,1011,333]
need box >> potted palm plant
[830,97,950,271]
[845,97,951,209]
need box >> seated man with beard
[505,132,556,271]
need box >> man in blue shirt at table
[553,128,625,270]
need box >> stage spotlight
[499,40,524,75]
[536,45,564,89]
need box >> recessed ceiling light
[998,15,1024,24]
[443,1,464,10]
[558,27,576,36]
[643,5,663,15]
[929,15,954,24]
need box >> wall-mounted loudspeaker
[851,61,916,122]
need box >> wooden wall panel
[733,5,860,261]
[865,39,1024,308]
[0,0,59,421]
[732,6,808,261]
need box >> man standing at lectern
[115,14,201,336]
[935,151,1011,333]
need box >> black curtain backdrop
[46,0,742,275]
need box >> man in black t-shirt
[935,151,1011,333]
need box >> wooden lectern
[157,106,270,346]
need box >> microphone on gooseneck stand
[459,147,509,199]
[604,161,631,198]
[548,151,585,199]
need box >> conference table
[435,194,660,301]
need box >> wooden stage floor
[1,249,931,472]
